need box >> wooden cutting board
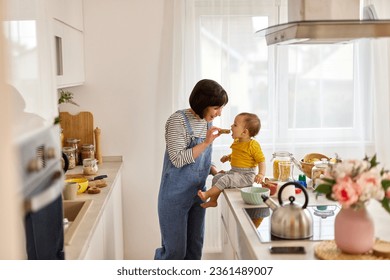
[60,111,94,148]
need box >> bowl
[65,178,89,194]
[262,178,278,196]
[300,153,329,178]
[240,186,270,205]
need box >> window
[180,0,375,165]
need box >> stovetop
[243,204,340,243]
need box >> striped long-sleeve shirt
[165,109,208,168]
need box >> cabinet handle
[55,36,63,76]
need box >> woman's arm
[192,126,219,159]
[165,113,194,168]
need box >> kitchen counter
[222,186,390,260]
[63,156,123,260]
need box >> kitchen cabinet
[83,171,124,259]
[52,19,85,88]
[47,0,85,88]
[220,194,239,259]
[101,172,124,259]
[220,193,256,260]
[63,159,124,260]
[83,216,105,259]
[47,0,83,31]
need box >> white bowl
[240,186,270,205]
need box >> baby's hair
[238,112,261,137]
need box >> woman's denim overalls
[155,110,212,260]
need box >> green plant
[55,89,79,124]
[58,89,79,106]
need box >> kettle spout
[261,194,279,211]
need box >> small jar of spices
[62,147,76,169]
[83,158,98,175]
[66,138,81,165]
[81,144,95,161]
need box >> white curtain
[171,0,390,173]
[372,39,390,168]
[168,0,390,255]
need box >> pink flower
[332,176,360,208]
[315,155,390,214]
[382,172,390,180]
[356,169,383,201]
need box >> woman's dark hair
[189,79,228,119]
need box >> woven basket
[300,153,329,178]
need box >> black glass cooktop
[243,205,340,243]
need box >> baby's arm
[220,154,231,163]
[254,161,266,184]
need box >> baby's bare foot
[200,201,218,208]
[198,190,207,201]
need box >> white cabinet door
[221,210,237,260]
[83,219,104,260]
[83,172,124,259]
[102,173,124,259]
[220,195,239,259]
[53,19,85,88]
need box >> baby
[198,112,266,208]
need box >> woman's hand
[192,126,220,160]
[204,126,221,145]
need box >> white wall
[65,0,175,259]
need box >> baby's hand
[220,155,230,163]
[254,174,264,184]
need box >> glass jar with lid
[83,158,98,175]
[271,151,293,180]
[66,138,80,165]
[81,144,95,162]
[311,159,329,188]
[62,147,76,169]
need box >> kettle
[261,182,313,239]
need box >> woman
[154,79,229,260]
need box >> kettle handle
[278,181,309,209]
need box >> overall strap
[179,110,194,137]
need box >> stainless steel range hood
[257,20,390,45]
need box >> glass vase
[334,206,375,254]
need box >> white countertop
[63,156,123,260]
[223,186,390,260]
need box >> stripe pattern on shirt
[165,109,208,168]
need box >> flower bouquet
[315,155,390,213]
[315,155,390,254]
